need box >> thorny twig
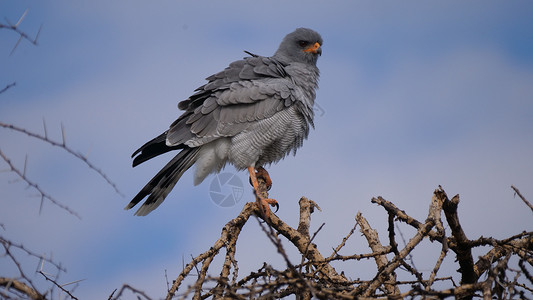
[1,11,124,299]
[0,82,16,94]
[512,185,533,213]
[1,235,68,299]
[38,269,80,300]
[108,284,153,300]
[0,148,81,218]
[0,9,42,55]
[0,121,123,196]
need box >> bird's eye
[298,40,309,47]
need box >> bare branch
[441,189,476,288]
[0,121,123,196]
[328,219,358,259]
[0,9,41,55]
[0,148,81,218]
[511,185,533,213]
[166,202,254,299]
[426,238,449,291]
[0,277,45,300]
[109,284,153,300]
[356,212,400,295]
[0,82,16,94]
[358,211,436,296]
[371,196,443,242]
[296,196,321,237]
[1,234,67,299]
[473,234,533,280]
[0,236,65,272]
[38,270,79,300]
[126,185,533,298]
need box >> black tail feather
[126,146,200,216]
[132,131,184,167]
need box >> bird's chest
[229,106,310,168]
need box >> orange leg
[248,166,278,218]
[255,166,272,190]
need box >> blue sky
[1,1,533,298]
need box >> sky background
[1,1,533,298]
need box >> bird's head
[274,28,323,65]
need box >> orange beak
[303,42,321,54]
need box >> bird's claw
[248,167,272,191]
[272,201,279,213]
[248,177,272,191]
[257,198,278,218]
[248,166,278,218]
[255,167,272,191]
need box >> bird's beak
[304,42,321,55]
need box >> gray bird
[126,28,322,216]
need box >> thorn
[10,35,23,56]
[15,9,29,27]
[38,254,45,273]
[61,122,66,146]
[61,278,86,286]
[39,194,44,215]
[23,155,28,176]
[42,118,48,139]
[34,23,43,44]
[84,145,93,160]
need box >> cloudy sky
[1,1,532,298]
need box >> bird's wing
[166,55,298,146]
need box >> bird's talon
[255,167,273,190]
[254,197,278,218]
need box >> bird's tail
[131,131,183,167]
[126,146,200,216]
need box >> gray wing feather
[167,55,296,147]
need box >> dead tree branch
[0,148,81,218]
[0,121,123,196]
[109,284,153,300]
[0,82,16,94]
[0,9,42,55]
[512,185,533,213]
[0,277,45,300]
[38,270,79,300]
[356,212,400,295]
[160,184,533,299]
[1,235,69,299]
[439,188,476,300]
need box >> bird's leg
[248,166,278,218]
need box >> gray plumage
[127,28,323,216]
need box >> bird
[126,28,323,216]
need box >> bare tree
[136,179,531,300]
